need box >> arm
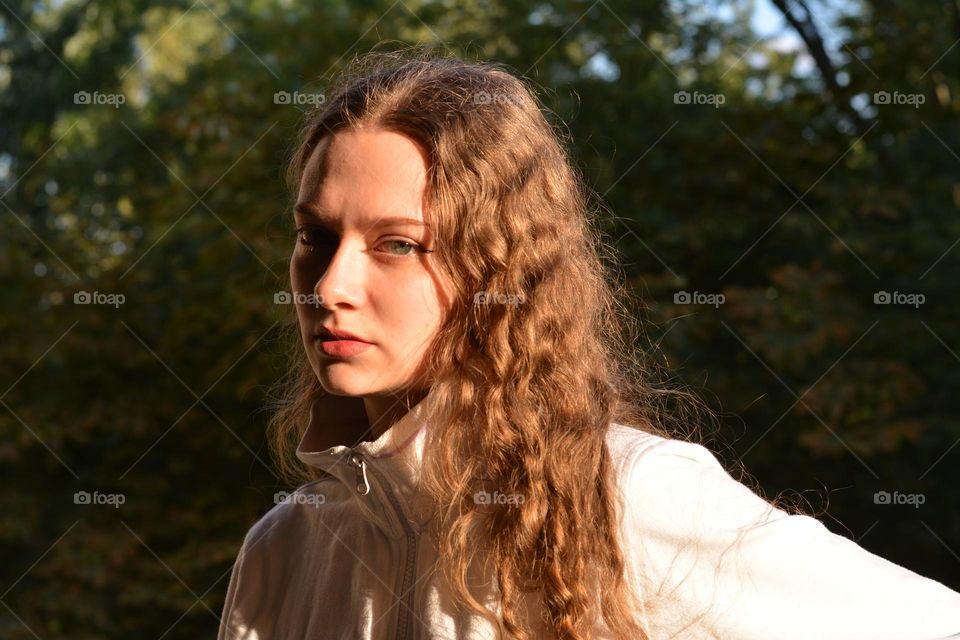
[620,437,960,640]
[217,511,288,640]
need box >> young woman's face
[291,127,453,401]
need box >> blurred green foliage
[2,0,959,637]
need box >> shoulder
[220,482,330,637]
[605,421,723,473]
[603,423,960,639]
[604,421,743,503]
[604,421,788,541]
[236,480,330,560]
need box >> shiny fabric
[218,392,960,639]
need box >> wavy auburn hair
[268,47,719,639]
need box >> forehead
[296,128,429,222]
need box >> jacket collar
[294,390,437,534]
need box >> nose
[314,237,364,310]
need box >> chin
[315,367,375,397]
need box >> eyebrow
[294,202,429,228]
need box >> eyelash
[295,227,428,259]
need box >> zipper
[347,451,419,640]
[349,452,370,495]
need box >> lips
[315,326,370,343]
[313,326,373,358]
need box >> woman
[218,49,960,639]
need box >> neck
[363,389,427,441]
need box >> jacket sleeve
[619,437,960,640]
[218,534,248,640]
[217,509,289,640]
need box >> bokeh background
[3,0,960,637]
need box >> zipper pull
[349,452,370,495]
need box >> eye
[295,226,429,260]
[296,227,337,250]
[376,238,425,257]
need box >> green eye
[295,227,427,260]
[381,240,418,256]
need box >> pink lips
[317,339,372,358]
[315,326,373,358]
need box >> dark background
[3,0,960,637]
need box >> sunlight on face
[290,127,453,401]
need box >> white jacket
[218,392,960,639]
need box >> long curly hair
[267,46,722,640]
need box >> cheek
[387,278,448,335]
[362,280,410,326]
[289,253,315,292]
[289,256,320,332]
[288,259,298,294]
